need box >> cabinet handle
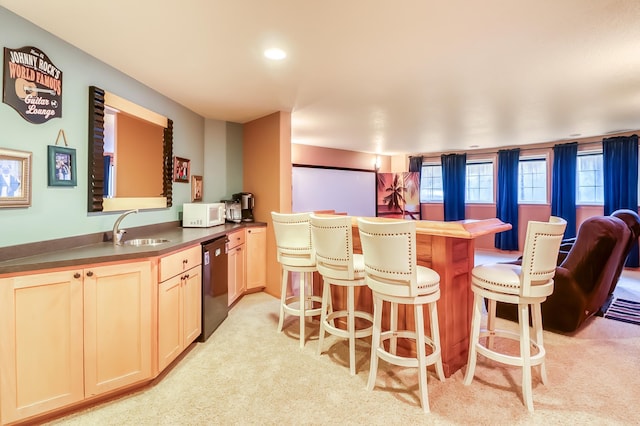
[86,271,94,277]
[73,272,81,279]
[184,273,189,279]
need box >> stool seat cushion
[472,263,521,294]
[417,266,440,294]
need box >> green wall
[0,7,242,248]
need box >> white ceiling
[3,0,640,155]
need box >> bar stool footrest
[476,328,545,367]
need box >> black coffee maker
[233,192,255,222]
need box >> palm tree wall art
[376,172,421,220]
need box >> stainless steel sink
[123,238,171,246]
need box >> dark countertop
[0,222,267,276]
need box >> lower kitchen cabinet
[227,229,246,305]
[157,245,202,372]
[246,226,266,290]
[0,260,152,424]
[0,269,84,424]
[84,261,153,397]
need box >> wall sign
[2,46,63,124]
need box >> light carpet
[47,292,640,425]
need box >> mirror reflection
[103,107,164,198]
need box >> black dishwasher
[199,236,229,342]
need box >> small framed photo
[47,145,77,187]
[191,175,203,201]
[173,156,190,183]
[0,147,32,208]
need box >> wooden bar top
[348,216,512,239]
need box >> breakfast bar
[328,217,511,378]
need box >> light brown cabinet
[227,229,246,305]
[157,245,202,372]
[84,261,153,396]
[246,226,266,290]
[0,260,152,424]
[0,226,266,423]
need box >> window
[419,164,443,202]
[518,158,547,203]
[466,162,494,203]
[576,152,603,204]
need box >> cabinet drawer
[227,230,245,250]
[159,245,202,282]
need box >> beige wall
[244,112,291,298]
[292,144,390,172]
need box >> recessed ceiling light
[469,145,479,149]
[569,133,581,137]
[264,48,286,60]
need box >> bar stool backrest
[357,218,419,297]
[310,214,357,281]
[519,216,567,297]
[271,212,315,268]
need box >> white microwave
[182,203,226,227]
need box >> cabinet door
[158,274,183,372]
[227,245,245,305]
[183,265,202,346]
[84,261,152,397]
[246,226,266,290]
[0,271,84,424]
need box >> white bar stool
[463,216,567,411]
[271,212,322,348]
[310,213,373,376]
[357,218,444,413]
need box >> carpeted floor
[46,290,640,426]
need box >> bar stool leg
[463,293,483,385]
[518,303,534,412]
[277,269,288,333]
[429,302,445,381]
[531,302,547,385]
[390,301,398,355]
[317,278,331,356]
[299,272,306,349]
[367,295,383,391]
[415,303,429,413]
[347,285,356,375]
[487,298,497,349]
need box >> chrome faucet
[112,209,138,245]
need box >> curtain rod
[416,138,625,158]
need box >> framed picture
[0,147,32,208]
[47,145,77,187]
[173,156,190,183]
[191,175,203,201]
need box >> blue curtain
[441,153,466,221]
[603,135,639,267]
[409,156,423,173]
[551,142,578,239]
[495,148,520,250]
[103,155,111,196]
